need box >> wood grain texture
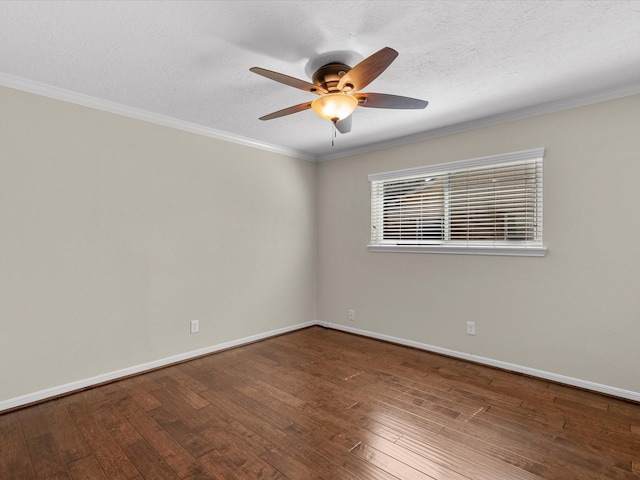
[1,326,639,479]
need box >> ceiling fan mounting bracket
[311,62,352,92]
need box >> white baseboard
[3,319,638,412]
[322,322,640,403]
[0,321,317,413]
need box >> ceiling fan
[250,47,428,134]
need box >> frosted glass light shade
[311,93,358,121]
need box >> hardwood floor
[1,326,639,479]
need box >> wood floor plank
[0,412,36,480]
[259,447,322,480]
[63,393,141,480]
[201,384,398,480]
[18,407,70,479]
[197,449,266,480]
[394,432,540,480]
[198,400,362,480]
[441,412,640,480]
[436,426,552,477]
[197,404,275,456]
[121,439,180,479]
[3,326,640,480]
[309,395,536,480]
[22,433,71,480]
[148,413,216,459]
[66,455,109,480]
[101,384,210,479]
[349,442,439,480]
[39,399,93,464]
[116,381,163,412]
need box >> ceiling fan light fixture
[251,47,426,133]
[311,93,358,122]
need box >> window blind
[369,148,544,255]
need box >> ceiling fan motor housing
[312,62,353,92]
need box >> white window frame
[368,148,547,257]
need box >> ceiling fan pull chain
[331,122,336,147]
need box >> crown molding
[3,72,639,164]
[0,72,315,162]
[317,81,640,162]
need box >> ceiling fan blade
[250,67,327,94]
[334,115,352,134]
[355,93,428,109]
[337,47,398,92]
[259,101,312,121]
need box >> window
[369,148,546,256]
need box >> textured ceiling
[2,0,640,161]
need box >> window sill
[367,244,547,257]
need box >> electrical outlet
[466,321,476,335]
[348,309,355,321]
[190,319,199,334]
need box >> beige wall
[2,83,639,406]
[0,86,318,403]
[318,94,640,394]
